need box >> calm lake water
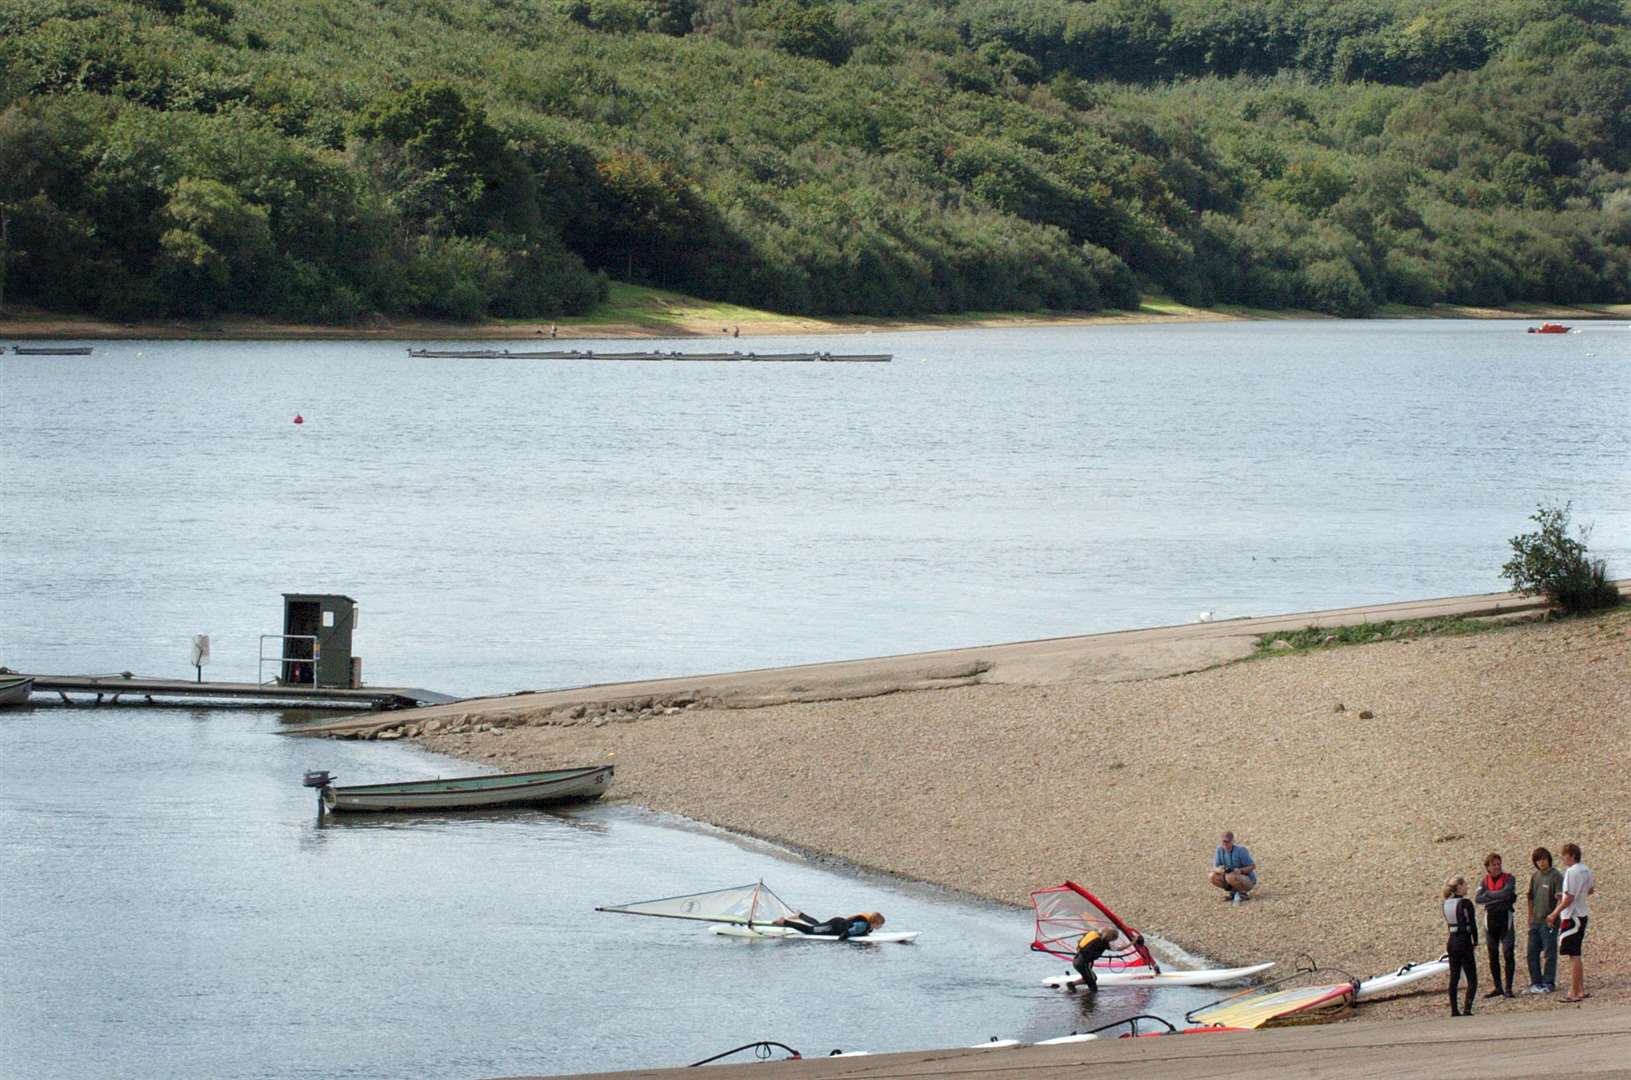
[2,319,1629,1077]
[3,320,1628,695]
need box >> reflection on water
[315,804,613,835]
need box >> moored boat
[306,764,613,812]
[0,676,34,706]
[13,345,94,355]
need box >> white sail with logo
[596,881,801,926]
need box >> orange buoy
[293,414,304,424]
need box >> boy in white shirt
[1546,842,1597,1002]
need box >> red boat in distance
[1528,322,1571,333]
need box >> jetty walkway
[405,348,891,361]
[19,673,454,711]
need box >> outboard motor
[303,770,335,820]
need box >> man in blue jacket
[1209,831,1257,901]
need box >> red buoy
[293,414,304,424]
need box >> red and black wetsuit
[1475,871,1517,996]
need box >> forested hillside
[2,0,1628,322]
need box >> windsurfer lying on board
[1071,926,1144,992]
[770,912,886,939]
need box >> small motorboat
[0,675,34,706]
[303,764,613,813]
[1527,322,1571,334]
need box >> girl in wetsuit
[1444,875,1479,1016]
[773,912,885,940]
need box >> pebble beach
[410,603,1628,1023]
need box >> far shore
[303,585,1628,1030]
[3,292,1627,342]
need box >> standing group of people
[1443,843,1596,1015]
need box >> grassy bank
[1253,600,1631,658]
[3,286,1627,342]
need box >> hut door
[283,601,320,684]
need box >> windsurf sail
[596,881,801,926]
[1030,882,1157,972]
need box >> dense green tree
[156,177,273,313]
[768,1,851,65]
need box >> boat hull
[0,677,34,706]
[321,765,612,812]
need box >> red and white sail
[1030,882,1157,971]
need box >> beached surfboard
[1043,961,1275,990]
[1355,956,1449,1000]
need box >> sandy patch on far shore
[408,606,1628,1025]
[4,301,1626,342]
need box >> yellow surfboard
[1187,981,1356,1030]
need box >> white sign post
[190,634,210,684]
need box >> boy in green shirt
[1526,846,1564,993]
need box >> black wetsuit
[1445,896,1479,1016]
[1071,932,1112,992]
[786,915,871,940]
[1475,872,1517,996]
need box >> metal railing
[259,634,318,686]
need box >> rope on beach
[687,1040,801,1066]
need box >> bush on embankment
[1502,502,1623,615]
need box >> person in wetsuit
[772,911,885,939]
[1444,874,1479,1016]
[1475,851,1517,998]
[1070,927,1123,992]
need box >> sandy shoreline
[3,299,1627,342]
[312,589,1627,1028]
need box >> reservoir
[2,319,1626,697]
[2,319,1627,1076]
